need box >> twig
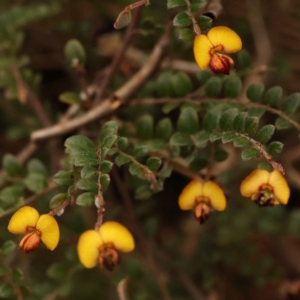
[178,272,206,300]
[117,278,129,300]
[184,0,201,35]
[237,132,285,174]
[31,35,169,142]
[129,97,300,132]
[94,6,144,105]
[111,168,171,300]
[118,150,157,184]
[0,184,57,219]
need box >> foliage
[0,0,300,299]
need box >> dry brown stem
[31,35,169,142]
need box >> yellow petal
[178,180,203,210]
[268,170,290,204]
[77,230,102,268]
[8,206,39,234]
[207,26,242,53]
[203,181,226,211]
[99,221,135,253]
[36,215,60,251]
[240,169,270,198]
[193,34,212,70]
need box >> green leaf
[171,72,193,97]
[191,0,207,12]
[222,132,236,143]
[59,92,81,105]
[100,174,110,192]
[210,132,223,142]
[156,118,173,141]
[247,107,265,118]
[258,162,273,172]
[219,108,239,131]
[0,184,24,208]
[194,131,210,147]
[65,135,97,167]
[203,108,222,132]
[267,141,283,157]
[12,268,23,284]
[146,157,162,172]
[2,154,22,177]
[114,10,132,29]
[64,39,86,67]
[53,171,73,187]
[24,173,47,193]
[215,148,229,162]
[170,132,193,146]
[264,86,282,106]
[282,93,300,115]
[232,112,247,132]
[167,0,185,8]
[133,145,148,157]
[76,178,97,191]
[197,15,212,32]
[233,136,252,147]
[1,240,16,256]
[80,166,96,178]
[49,193,68,210]
[275,117,292,130]
[129,164,144,176]
[100,160,113,174]
[137,115,154,139]
[100,132,118,151]
[47,263,68,281]
[162,102,180,114]
[237,49,251,69]
[189,157,207,171]
[157,71,174,97]
[27,159,47,175]
[0,282,14,298]
[135,185,152,200]
[178,28,194,41]
[196,70,211,84]
[245,116,259,137]
[76,192,95,207]
[115,154,131,167]
[256,125,275,144]
[147,139,168,151]
[99,121,118,138]
[205,77,222,98]
[246,83,265,102]
[224,77,242,98]
[173,12,191,27]
[117,137,129,151]
[241,148,260,161]
[177,106,199,134]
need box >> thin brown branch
[111,168,171,300]
[178,272,206,300]
[184,0,201,35]
[130,97,300,132]
[31,34,169,142]
[0,184,57,219]
[94,6,144,105]
[117,278,129,300]
[237,132,285,174]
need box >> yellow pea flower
[8,206,59,253]
[240,169,290,206]
[77,221,135,271]
[193,26,242,74]
[178,180,226,223]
